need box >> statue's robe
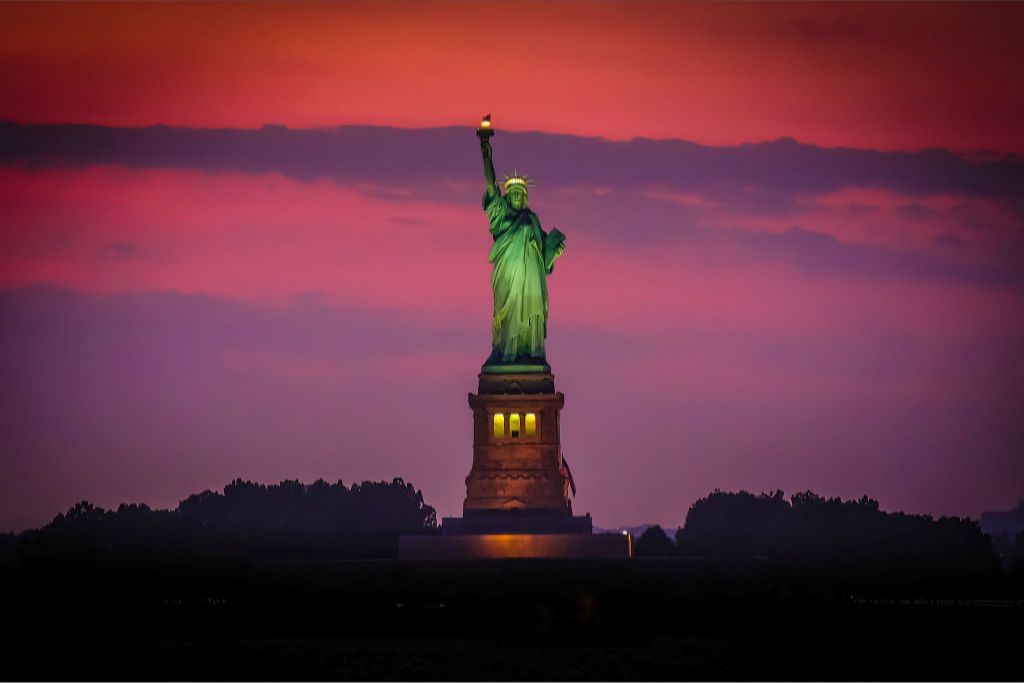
[483,190,564,362]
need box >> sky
[1,1,1022,532]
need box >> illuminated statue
[478,116,566,367]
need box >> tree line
[635,489,1000,579]
[0,483,1006,581]
[9,478,436,572]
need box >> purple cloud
[2,122,1021,212]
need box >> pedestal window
[490,411,539,441]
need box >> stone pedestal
[398,366,632,560]
[463,370,573,515]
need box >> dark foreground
[3,558,1021,680]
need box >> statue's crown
[503,170,534,192]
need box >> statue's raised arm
[481,136,498,200]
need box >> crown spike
[503,170,535,192]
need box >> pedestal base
[441,511,593,535]
[398,533,632,561]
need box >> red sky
[1,2,1022,531]
[2,2,1023,151]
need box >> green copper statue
[479,119,566,370]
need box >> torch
[476,114,494,143]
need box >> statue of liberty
[478,117,566,370]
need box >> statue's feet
[482,348,550,374]
[484,348,547,365]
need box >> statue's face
[508,186,528,210]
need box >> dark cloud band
[2,121,1021,212]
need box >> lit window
[493,413,504,439]
[510,413,520,438]
[525,413,536,437]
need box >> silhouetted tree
[675,490,791,558]
[675,489,998,579]
[635,525,675,557]
[18,477,437,572]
